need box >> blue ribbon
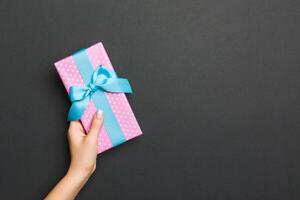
[69,49,132,146]
[68,65,132,120]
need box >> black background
[0,0,299,199]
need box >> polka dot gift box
[55,42,142,154]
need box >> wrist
[67,164,94,182]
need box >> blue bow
[68,65,132,121]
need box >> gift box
[55,42,142,154]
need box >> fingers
[67,121,85,145]
[69,121,84,132]
[68,121,84,137]
[87,110,104,140]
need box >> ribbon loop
[67,65,132,121]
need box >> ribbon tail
[101,78,133,93]
[67,97,90,121]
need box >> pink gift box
[55,42,142,154]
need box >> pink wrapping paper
[55,42,142,154]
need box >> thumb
[87,110,104,140]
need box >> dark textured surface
[0,0,299,199]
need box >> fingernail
[96,110,103,119]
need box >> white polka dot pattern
[55,54,113,154]
[54,42,142,154]
[86,43,142,140]
[81,101,112,153]
[54,57,84,92]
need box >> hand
[68,109,103,177]
[45,110,103,200]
